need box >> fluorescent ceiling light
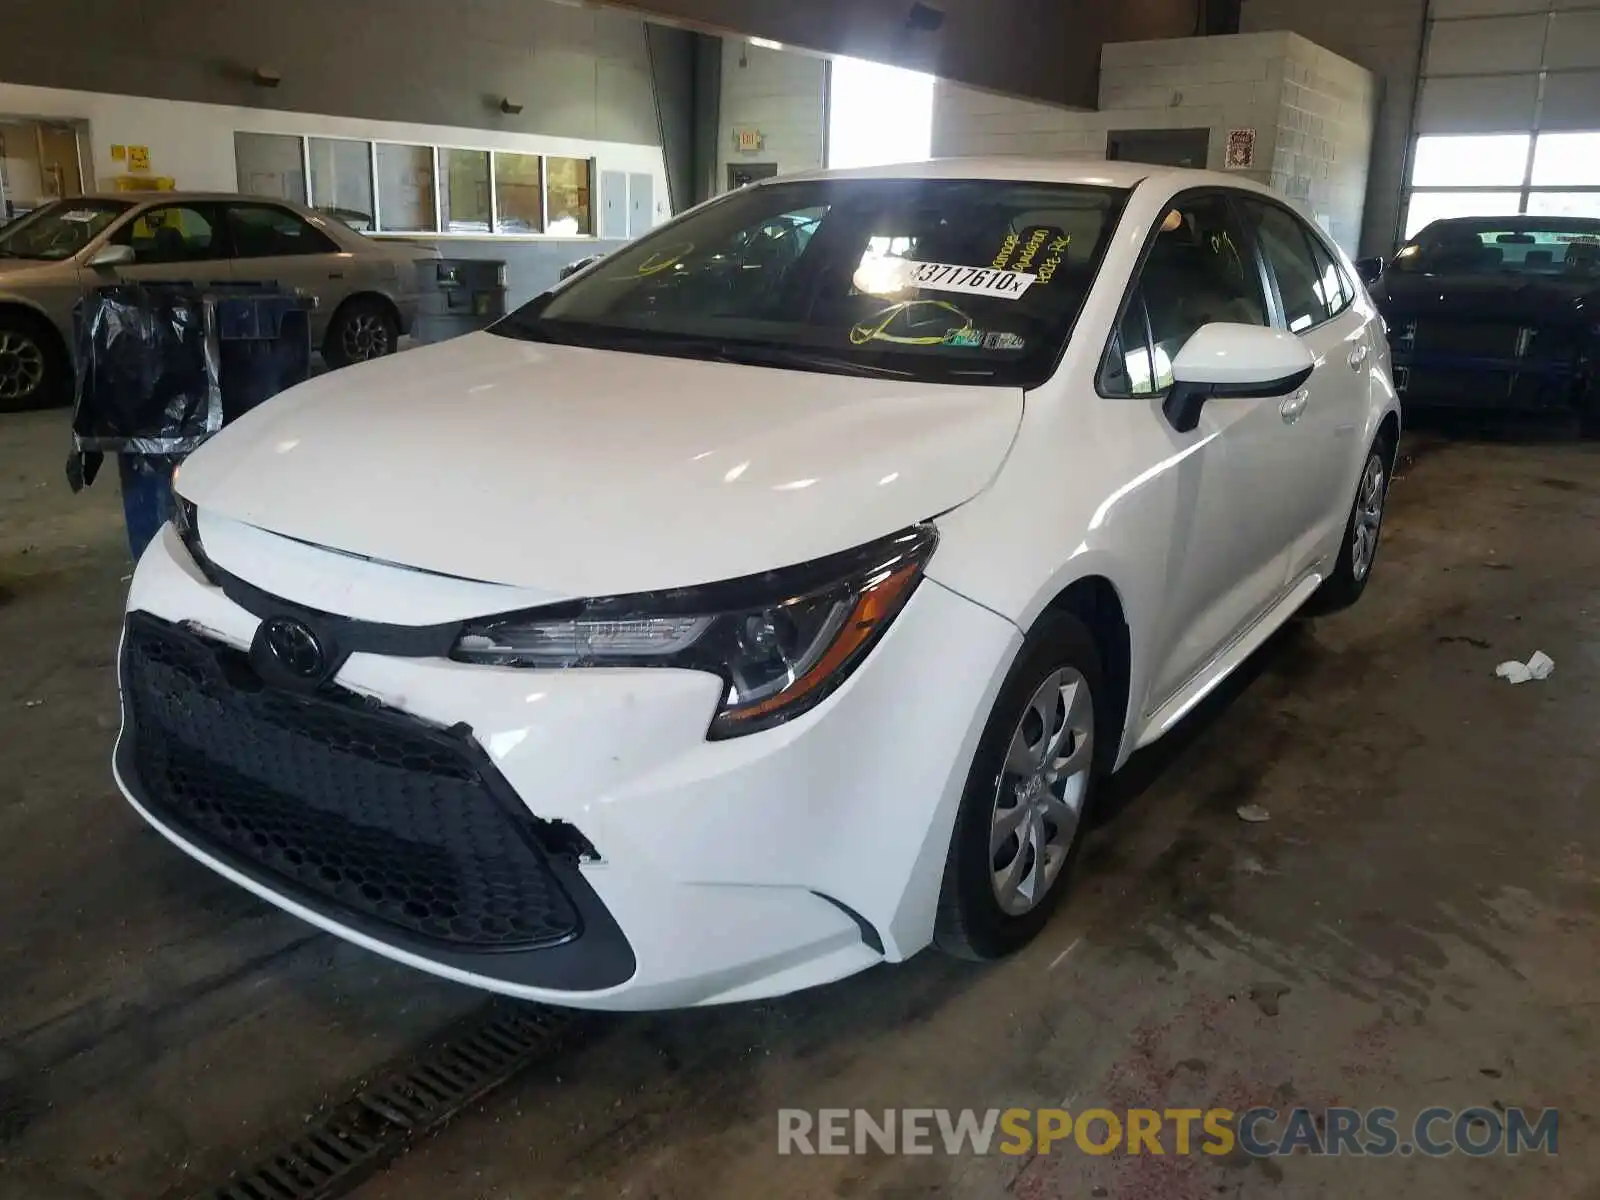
[749,37,785,50]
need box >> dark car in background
[1367,216,1600,436]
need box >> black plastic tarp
[71,283,222,455]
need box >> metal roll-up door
[1406,0,1600,235]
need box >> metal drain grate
[182,1000,589,1200]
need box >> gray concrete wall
[1268,37,1378,255]
[1241,0,1428,256]
[715,42,828,190]
[933,34,1299,172]
[0,0,662,145]
[932,32,1375,254]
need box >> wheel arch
[0,299,73,403]
[0,298,70,358]
[327,289,402,336]
[1375,409,1401,473]
[1032,574,1132,773]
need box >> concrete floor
[0,408,1595,1199]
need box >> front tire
[1305,432,1393,615]
[934,611,1103,962]
[0,313,65,412]
[323,297,399,370]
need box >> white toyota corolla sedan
[115,160,1398,1010]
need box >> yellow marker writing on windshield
[850,300,971,346]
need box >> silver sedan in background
[0,193,436,409]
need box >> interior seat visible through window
[1100,193,1269,398]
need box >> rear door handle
[1280,389,1310,423]
[1348,343,1370,371]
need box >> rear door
[223,202,350,342]
[1237,197,1368,585]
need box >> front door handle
[1280,389,1310,424]
[1348,343,1370,371]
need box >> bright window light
[1525,191,1600,219]
[1404,190,1522,237]
[827,55,933,170]
[1411,135,1530,188]
[1530,132,1600,186]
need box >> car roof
[76,191,317,204]
[1417,214,1600,232]
[774,156,1277,196]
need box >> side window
[227,205,339,258]
[111,204,221,264]
[1242,199,1328,333]
[1303,231,1352,318]
[1099,290,1157,396]
[1139,194,1268,378]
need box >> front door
[94,201,235,291]
[1111,193,1304,709]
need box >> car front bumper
[114,523,1020,1010]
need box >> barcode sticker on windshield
[59,210,100,223]
[911,262,1035,300]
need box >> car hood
[176,333,1024,599]
[1375,271,1600,326]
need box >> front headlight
[452,524,938,738]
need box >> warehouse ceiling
[599,0,1213,108]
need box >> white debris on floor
[1495,651,1555,684]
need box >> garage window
[375,143,437,233]
[235,131,605,239]
[441,149,491,233]
[309,138,374,230]
[1405,5,1600,244]
[545,158,593,237]
[494,153,543,233]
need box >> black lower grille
[122,613,580,951]
[1410,320,1520,358]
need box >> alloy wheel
[0,330,45,403]
[989,667,1094,917]
[340,313,392,361]
[1351,453,1386,581]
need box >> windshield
[1395,219,1600,278]
[0,199,131,261]
[494,178,1129,386]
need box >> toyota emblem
[261,616,325,679]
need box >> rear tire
[1305,431,1394,616]
[323,297,399,370]
[0,312,67,412]
[934,611,1104,962]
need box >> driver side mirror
[1354,255,1385,286]
[1163,323,1316,434]
[87,242,134,268]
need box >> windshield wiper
[710,343,920,379]
[502,319,992,381]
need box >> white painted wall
[716,40,827,190]
[0,79,669,237]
